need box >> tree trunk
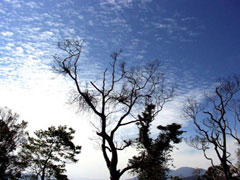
[222,163,232,180]
[41,167,45,180]
[110,171,120,180]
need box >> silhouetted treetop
[0,107,28,179]
[22,125,81,180]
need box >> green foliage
[0,107,28,180]
[23,125,81,180]
[129,104,184,180]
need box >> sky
[0,0,240,179]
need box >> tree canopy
[129,104,184,180]
[22,125,81,180]
[0,107,28,180]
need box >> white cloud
[100,0,133,10]
[77,15,84,20]
[172,138,238,170]
[25,1,40,9]
[181,17,195,21]
[155,23,172,29]
[1,31,14,37]
[172,142,213,169]
[39,31,54,40]
[141,0,152,3]
[0,8,5,14]
[3,0,21,8]
[135,54,143,59]
[45,21,63,27]
[15,47,24,56]
[88,20,94,26]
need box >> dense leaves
[129,104,184,180]
[23,125,81,180]
[0,107,28,180]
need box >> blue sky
[0,0,240,179]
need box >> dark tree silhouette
[0,107,28,180]
[52,39,174,180]
[203,165,225,180]
[235,147,240,176]
[169,176,183,180]
[184,75,240,180]
[22,125,81,180]
[129,104,184,180]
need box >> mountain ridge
[126,167,206,180]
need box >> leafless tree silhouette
[184,75,240,180]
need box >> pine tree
[129,104,184,180]
[23,125,81,180]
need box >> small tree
[184,75,240,180]
[129,104,184,180]
[52,39,174,180]
[0,107,28,180]
[23,125,81,180]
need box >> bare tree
[183,75,240,180]
[52,39,174,180]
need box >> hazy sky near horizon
[0,0,240,179]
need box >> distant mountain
[168,167,206,178]
[126,167,206,180]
